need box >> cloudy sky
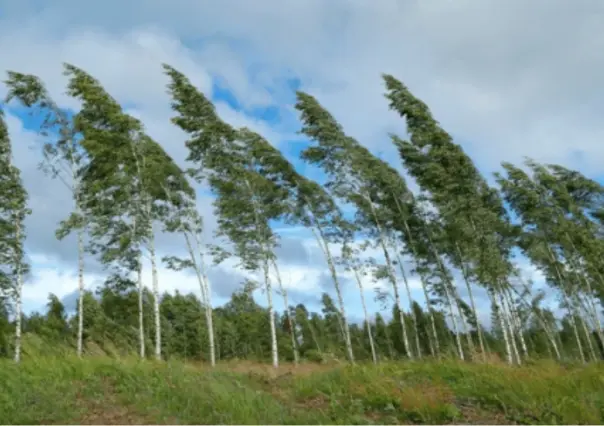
[1,0,603,324]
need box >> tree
[64,63,191,360]
[4,71,89,357]
[295,91,423,360]
[0,107,31,363]
[384,74,519,364]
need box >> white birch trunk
[367,199,413,359]
[352,267,377,364]
[455,244,486,359]
[500,290,521,364]
[510,282,561,360]
[137,255,145,359]
[505,287,528,358]
[400,219,440,358]
[575,299,597,362]
[187,232,216,367]
[423,227,464,361]
[76,228,85,358]
[263,259,279,368]
[270,259,299,365]
[13,218,23,364]
[545,243,586,362]
[490,290,513,365]
[148,231,162,361]
[308,219,355,363]
[392,244,422,359]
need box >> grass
[0,356,603,424]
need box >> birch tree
[384,74,518,363]
[295,91,421,359]
[0,108,31,363]
[64,63,188,360]
[4,71,89,357]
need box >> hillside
[1,356,603,424]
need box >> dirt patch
[71,379,165,425]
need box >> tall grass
[1,355,602,424]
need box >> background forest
[1,62,604,368]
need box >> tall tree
[164,65,289,367]
[4,71,89,357]
[0,107,31,363]
[384,74,518,363]
[295,91,425,360]
[64,63,190,360]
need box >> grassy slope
[1,355,603,425]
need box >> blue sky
[1,0,603,327]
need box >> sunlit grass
[1,355,602,424]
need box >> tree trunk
[352,266,378,364]
[391,241,422,359]
[309,219,355,363]
[423,225,464,361]
[76,227,85,358]
[263,258,279,368]
[505,287,528,359]
[149,231,162,361]
[137,254,146,359]
[509,282,561,360]
[399,217,440,358]
[362,192,413,358]
[270,258,299,365]
[546,245,585,363]
[500,289,521,364]
[186,232,216,367]
[13,218,23,364]
[490,289,513,365]
[455,243,487,360]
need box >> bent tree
[4,71,89,358]
[0,107,31,363]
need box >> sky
[0,0,603,326]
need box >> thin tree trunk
[455,243,486,360]
[423,225,464,361]
[391,241,422,359]
[489,289,513,365]
[362,193,412,359]
[444,281,465,361]
[309,221,355,363]
[352,266,378,364]
[574,297,597,362]
[564,232,604,352]
[137,254,145,359]
[185,231,216,367]
[76,227,85,358]
[13,218,23,364]
[454,294,475,357]
[149,231,161,361]
[500,289,521,364]
[263,258,279,368]
[546,245,585,363]
[270,258,299,365]
[399,217,440,358]
[504,287,528,359]
[509,283,561,360]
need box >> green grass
[1,356,603,424]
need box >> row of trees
[1,63,603,366]
[0,286,592,364]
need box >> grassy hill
[1,353,603,424]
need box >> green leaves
[0,107,30,300]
